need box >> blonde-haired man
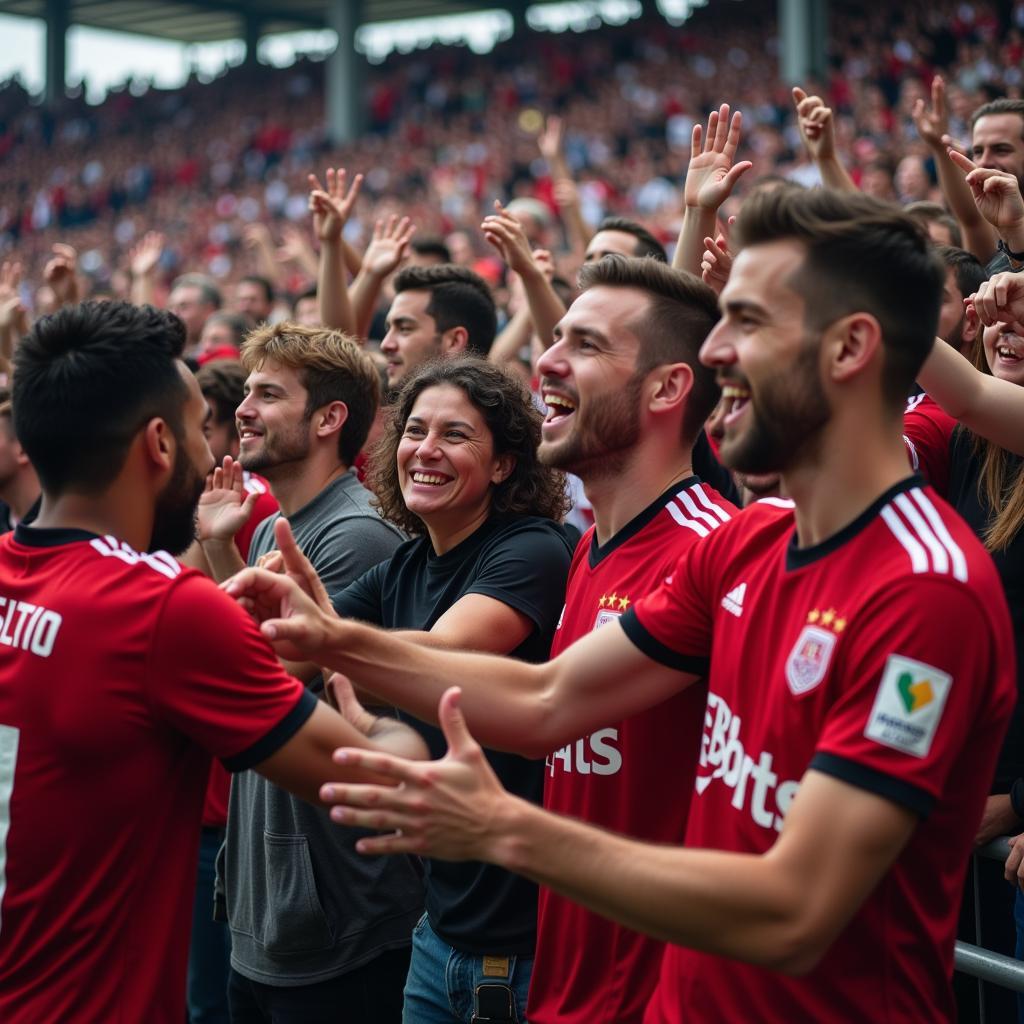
[197,322,417,1022]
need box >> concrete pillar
[45,0,69,107]
[243,12,262,66]
[326,0,364,145]
[779,0,828,84]
[507,1,529,35]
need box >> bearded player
[0,301,427,1023]
[228,189,1015,1022]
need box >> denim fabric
[402,915,532,1024]
[188,827,231,1023]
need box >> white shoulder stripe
[666,500,710,537]
[881,492,969,582]
[89,536,182,579]
[910,488,968,582]
[880,506,930,574]
[902,435,920,471]
[690,483,732,523]
[676,488,721,531]
[757,497,796,509]
[894,493,949,574]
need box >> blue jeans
[189,827,231,1023]
[402,915,532,1024]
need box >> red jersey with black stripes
[0,525,315,1024]
[528,478,737,1024]
[619,479,1014,1024]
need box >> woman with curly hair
[332,355,574,1024]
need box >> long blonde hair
[967,337,1024,552]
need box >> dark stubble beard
[150,444,207,556]
[720,336,831,477]
[238,420,312,477]
[539,372,644,480]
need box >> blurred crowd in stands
[1,0,1024,315]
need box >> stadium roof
[0,0,561,44]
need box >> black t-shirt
[332,514,575,956]
[945,429,1024,788]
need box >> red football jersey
[528,479,737,1024]
[621,481,1014,1023]
[903,394,957,498]
[0,526,315,1023]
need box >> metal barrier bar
[955,942,1024,994]
[953,838,1024,1002]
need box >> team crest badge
[785,625,836,696]
[593,608,622,630]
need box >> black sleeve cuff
[223,688,318,772]
[811,752,934,819]
[619,608,710,676]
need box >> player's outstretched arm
[224,544,692,756]
[325,704,915,975]
[253,697,429,805]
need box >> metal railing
[954,837,1024,1022]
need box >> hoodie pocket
[257,831,334,955]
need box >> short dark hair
[733,188,945,409]
[239,275,274,305]
[369,356,570,536]
[240,322,380,466]
[935,245,988,301]
[904,201,963,247]
[410,237,453,264]
[970,98,1024,131]
[171,272,222,309]
[392,264,497,356]
[596,217,668,262]
[196,360,246,426]
[202,311,249,347]
[577,255,721,443]
[13,301,188,495]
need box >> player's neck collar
[13,523,101,548]
[785,474,923,572]
[588,475,701,568]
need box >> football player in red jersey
[228,189,1015,1023]
[0,300,427,1024]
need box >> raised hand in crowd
[489,246,558,371]
[700,217,735,296]
[274,223,321,281]
[196,455,257,580]
[972,270,1024,330]
[309,167,363,333]
[128,231,165,306]
[1005,834,1024,893]
[483,200,566,348]
[950,149,1024,262]
[674,104,751,276]
[538,113,593,254]
[0,259,28,376]
[910,77,997,262]
[791,87,856,192]
[42,243,80,311]
[914,276,1024,457]
[350,214,417,339]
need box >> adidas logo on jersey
[721,582,746,617]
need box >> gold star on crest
[618,595,630,611]
[608,592,619,607]
[807,609,820,624]
[821,608,835,627]
[598,595,608,608]
[834,617,847,633]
